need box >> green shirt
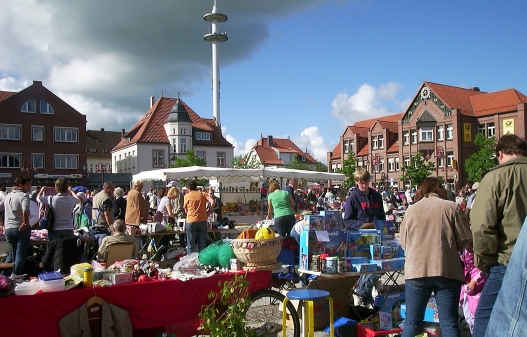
[268,190,294,218]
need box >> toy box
[347,230,381,250]
[370,244,382,260]
[299,229,347,271]
[347,249,371,259]
[375,290,406,328]
[369,257,405,270]
[401,296,439,323]
[352,263,378,273]
[374,220,396,241]
[357,323,402,337]
[304,215,325,230]
[109,272,133,285]
[320,210,343,230]
[380,246,394,259]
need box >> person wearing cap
[125,180,148,228]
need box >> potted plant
[198,273,258,337]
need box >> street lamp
[20,161,38,179]
[424,147,433,160]
[96,162,112,187]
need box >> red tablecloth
[3,270,271,337]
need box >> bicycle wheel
[245,289,300,337]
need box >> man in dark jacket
[343,168,385,230]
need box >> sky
[2,0,527,163]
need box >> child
[459,243,487,333]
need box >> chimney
[100,128,104,131]
[472,87,480,92]
[267,135,273,146]
[150,95,155,108]
[121,129,125,137]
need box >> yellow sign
[463,123,472,142]
[503,119,514,135]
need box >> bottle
[83,267,93,287]
[147,238,157,259]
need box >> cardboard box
[369,258,405,270]
[370,244,382,260]
[401,296,439,323]
[347,249,370,259]
[352,263,378,273]
[109,272,133,285]
[380,246,393,259]
[299,229,348,271]
[304,215,325,230]
[374,220,396,241]
[305,275,359,330]
[321,210,343,230]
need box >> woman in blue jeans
[266,181,296,237]
[399,178,472,337]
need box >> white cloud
[329,82,403,127]
[292,126,330,162]
[223,126,257,157]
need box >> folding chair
[104,242,135,266]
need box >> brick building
[0,81,86,186]
[328,81,527,190]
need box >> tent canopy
[132,166,345,184]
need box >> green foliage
[284,158,313,171]
[231,155,263,169]
[316,161,328,172]
[465,134,498,183]
[171,149,207,168]
[199,274,257,337]
[338,151,357,188]
[400,152,436,187]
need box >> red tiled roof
[425,82,485,116]
[330,141,341,160]
[345,126,369,138]
[0,91,15,102]
[113,97,231,151]
[387,142,399,153]
[252,137,317,165]
[470,88,527,117]
[87,130,123,157]
[376,120,399,133]
[353,113,403,130]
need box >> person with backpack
[73,192,92,230]
[38,178,80,242]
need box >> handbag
[39,196,54,231]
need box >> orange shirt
[184,190,209,222]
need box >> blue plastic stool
[282,289,334,337]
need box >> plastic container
[38,271,63,281]
[70,263,92,278]
[15,282,41,295]
[356,323,402,337]
[40,278,65,292]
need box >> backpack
[74,200,92,230]
[39,195,54,231]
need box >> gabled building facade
[0,81,86,186]
[328,81,527,190]
[112,96,233,176]
[247,135,317,169]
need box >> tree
[338,151,357,188]
[465,134,498,183]
[231,155,263,169]
[315,161,328,172]
[400,152,436,187]
[171,149,206,168]
[284,159,313,171]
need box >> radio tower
[203,0,228,130]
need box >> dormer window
[21,100,36,113]
[195,132,211,141]
[40,101,54,114]
[301,155,306,162]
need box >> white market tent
[132,166,345,184]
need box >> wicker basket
[231,237,283,267]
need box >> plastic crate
[357,323,402,337]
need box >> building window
[378,135,384,149]
[32,154,44,169]
[90,163,94,173]
[411,130,417,144]
[21,100,36,113]
[446,124,454,140]
[197,151,206,162]
[195,132,211,141]
[488,122,495,137]
[180,128,186,135]
[388,158,395,172]
[54,128,78,142]
[217,152,226,167]
[350,139,355,152]
[54,154,78,169]
[478,123,486,136]
[403,131,409,145]
[152,150,164,167]
[40,101,54,114]
[447,151,454,167]
[420,127,433,141]
[180,139,187,153]
[372,136,378,149]
[172,139,177,153]
[343,140,349,153]
[377,160,384,172]
[0,124,21,140]
[395,157,400,171]
[0,153,21,168]
[403,156,410,167]
[437,125,444,141]
[438,157,445,168]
